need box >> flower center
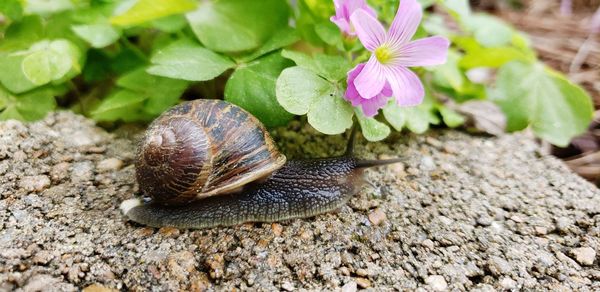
[375,46,393,64]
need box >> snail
[120,99,402,229]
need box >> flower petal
[360,93,390,117]
[387,0,423,48]
[393,36,450,67]
[354,56,386,99]
[344,63,365,106]
[350,9,386,51]
[384,66,424,106]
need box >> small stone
[500,277,516,290]
[206,253,225,279]
[420,156,436,171]
[488,256,512,275]
[32,250,54,265]
[281,282,294,291]
[271,223,283,236]
[425,275,447,291]
[555,217,571,232]
[341,281,357,292]
[368,209,387,225]
[421,239,435,249]
[22,274,61,292]
[356,268,368,277]
[83,284,117,292]
[97,158,123,172]
[158,227,180,237]
[534,226,548,235]
[509,215,524,223]
[571,247,596,266]
[167,251,197,282]
[50,162,70,182]
[18,175,51,192]
[355,277,371,289]
[340,267,350,276]
[477,215,492,226]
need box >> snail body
[121,99,401,229]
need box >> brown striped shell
[135,100,286,205]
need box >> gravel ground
[1,112,599,291]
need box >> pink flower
[330,0,376,36]
[345,63,392,117]
[349,0,450,106]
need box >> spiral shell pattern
[135,100,286,205]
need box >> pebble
[205,253,225,279]
[555,217,572,232]
[571,247,596,266]
[158,227,180,237]
[488,256,512,275]
[341,281,357,292]
[96,158,123,172]
[421,239,435,249]
[368,209,387,225]
[355,277,371,289]
[271,223,283,236]
[500,277,517,290]
[425,275,447,291]
[356,268,368,277]
[281,282,295,291]
[83,284,117,292]
[18,175,51,192]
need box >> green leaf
[276,65,353,135]
[238,27,299,63]
[186,0,290,52]
[24,0,73,15]
[281,50,351,82]
[0,86,56,121]
[225,53,294,127]
[464,14,513,47]
[0,15,44,51]
[355,109,390,142]
[110,0,197,26]
[147,39,234,81]
[438,106,466,128]
[314,21,342,46]
[91,90,147,121]
[432,50,463,91]
[276,66,333,115]
[19,39,81,86]
[307,92,354,135]
[117,68,189,115]
[460,45,533,69]
[21,50,52,85]
[0,0,23,20]
[72,23,121,48]
[152,15,188,32]
[493,61,594,146]
[0,53,38,93]
[383,101,439,134]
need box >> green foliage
[276,66,353,134]
[225,53,294,127]
[492,62,594,147]
[147,39,234,81]
[110,0,197,26]
[0,0,593,148]
[186,0,290,52]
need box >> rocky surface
[1,112,599,291]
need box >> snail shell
[136,100,285,205]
